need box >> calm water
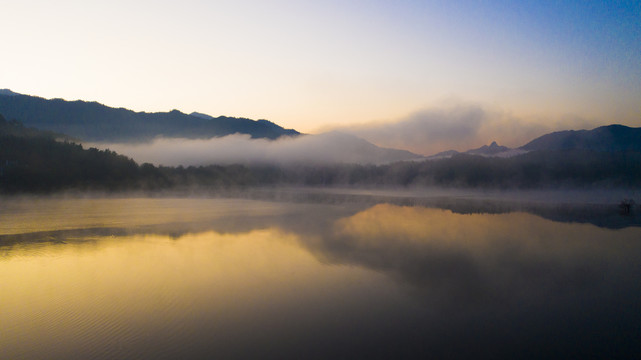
[1,195,640,359]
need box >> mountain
[3,112,640,192]
[0,113,140,192]
[0,90,299,142]
[287,131,425,165]
[428,149,461,159]
[0,114,268,193]
[467,141,509,155]
[521,124,641,152]
[427,141,520,159]
[0,89,20,96]
[428,124,641,160]
[189,112,214,120]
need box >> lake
[1,192,640,359]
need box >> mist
[328,104,603,155]
[4,197,639,359]
[84,103,606,167]
[88,132,422,167]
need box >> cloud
[90,132,422,167]
[375,106,484,142]
[330,104,603,155]
[91,102,606,165]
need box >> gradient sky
[2,0,640,152]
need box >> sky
[2,0,640,154]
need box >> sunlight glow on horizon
[2,0,639,139]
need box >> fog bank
[329,104,602,155]
[90,132,423,167]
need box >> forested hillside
[0,114,262,193]
[2,113,641,193]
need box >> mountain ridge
[520,124,641,152]
[3,112,641,192]
[428,124,641,159]
[0,91,299,142]
[428,140,519,159]
[467,141,509,155]
[0,89,20,96]
[3,90,640,161]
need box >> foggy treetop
[2,114,641,194]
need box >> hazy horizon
[2,0,639,154]
[3,90,630,156]
[3,3,640,357]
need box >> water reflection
[1,198,640,359]
[328,204,641,306]
[1,228,403,360]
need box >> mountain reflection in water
[1,197,640,359]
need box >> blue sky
[2,0,639,152]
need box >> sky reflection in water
[1,198,639,359]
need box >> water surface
[1,196,640,359]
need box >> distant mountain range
[2,89,640,166]
[429,124,641,159]
[429,141,525,159]
[3,111,641,192]
[0,89,426,164]
[520,124,641,152]
[0,90,299,142]
[467,141,509,155]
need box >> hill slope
[0,114,264,193]
[0,114,140,192]
[3,113,640,192]
[0,91,299,142]
[521,124,641,152]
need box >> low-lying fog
[88,132,423,166]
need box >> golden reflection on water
[0,197,289,235]
[0,227,396,359]
[335,203,641,253]
[1,199,640,359]
[326,204,641,312]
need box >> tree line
[2,114,640,194]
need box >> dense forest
[0,115,257,193]
[2,114,641,194]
